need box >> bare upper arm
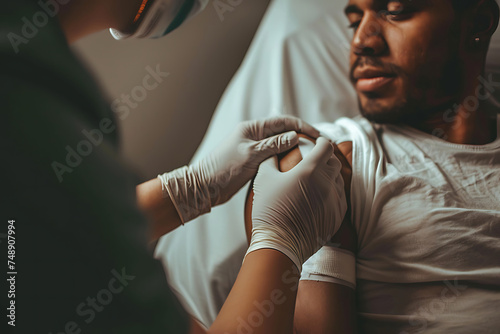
[273,137,357,334]
[294,211,358,334]
[190,318,207,334]
[294,280,357,334]
[331,141,356,252]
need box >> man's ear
[472,0,500,39]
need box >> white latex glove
[158,116,320,224]
[245,137,347,272]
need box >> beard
[358,95,416,124]
[354,55,464,125]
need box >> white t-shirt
[302,115,500,333]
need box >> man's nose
[352,13,387,56]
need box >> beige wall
[72,0,270,180]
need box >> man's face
[345,0,464,124]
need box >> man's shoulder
[314,116,378,150]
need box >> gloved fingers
[326,152,343,171]
[254,131,299,155]
[296,137,335,172]
[255,155,281,179]
[245,116,320,140]
[272,116,320,139]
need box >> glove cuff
[245,231,304,272]
[158,165,212,224]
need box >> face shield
[110,0,209,40]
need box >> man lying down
[245,0,500,333]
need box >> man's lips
[357,77,395,92]
[353,68,397,92]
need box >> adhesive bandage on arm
[301,246,356,290]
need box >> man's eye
[387,5,404,14]
[386,10,413,20]
[384,3,415,19]
[348,21,361,30]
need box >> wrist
[136,178,183,241]
[246,228,305,272]
[158,165,212,224]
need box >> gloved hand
[158,116,320,224]
[245,137,347,272]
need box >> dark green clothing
[1,1,189,333]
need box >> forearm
[136,178,183,241]
[209,249,300,334]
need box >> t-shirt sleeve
[1,74,190,333]
[299,118,379,289]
